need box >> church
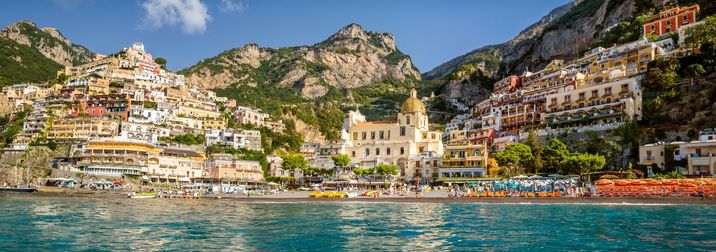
[342,89,444,181]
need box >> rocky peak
[0,19,95,66]
[331,23,367,40]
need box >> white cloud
[141,0,211,34]
[219,0,247,14]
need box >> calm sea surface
[1,193,716,251]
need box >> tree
[525,130,544,173]
[584,131,622,170]
[642,57,680,91]
[353,167,375,182]
[685,64,705,87]
[542,138,570,174]
[281,154,307,177]
[331,154,351,168]
[560,152,606,182]
[494,143,532,175]
[375,163,399,176]
[614,120,640,163]
[154,57,167,69]
[685,15,716,50]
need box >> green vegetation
[143,101,157,109]
[159,133,205,145]
[229,122,302,154]
[154,57,167,69]
[10,21,94,66]
[642,57,680,91]
[331,154,351,168]
[497,138,607,176]
[281,154,307,172]
[0,109,29,148]
[0,37,63,87]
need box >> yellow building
[148,148,206,184]
[639,143,668,169]
[342,89,444,181]
[439,143,489,180]
[77,139,161,176]
[202,118,227,131]
[543,78,642,129]
[206,153,264,182]
[47,118,119,142]
[587,38,662,84]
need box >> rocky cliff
[425,0,641,103]
[180,23,421,99]
[1,20,95,66]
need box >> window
[605,87,612,95]
[564,95,571,103]
[387,148,391,155]
[419,146,424,153]
[682,14,689,24]
[551,98,557,105]
[406,116,411,125]
[592,90,598,98]
[371,131,375,140]
[351,151,355,157]
[362,132,366,140]
[375,148,380,155]
[400,126,406,136]
[578,92,585,100]
[387,130,391,139]
[431,133,436,139]
[415,161,421,167]
[422,133,427,139]
[379,131,385,139]
[352,132,358,140]
[400,147,405,155]
[621,84,628,92]
[650,24,655,32]
[364,148,370,156]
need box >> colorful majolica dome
[400,88,426,114]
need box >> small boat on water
[128,192,157,199]
[0,187,37,193]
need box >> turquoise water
[1,193,716,251]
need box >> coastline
[9,191,716,205]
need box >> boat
[0,187,37,193]
[128,192,157,199]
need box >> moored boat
[0,187,37,193]
[128,192,157,199]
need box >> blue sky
[0,0,571,72]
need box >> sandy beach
[19,189,716,205]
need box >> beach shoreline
[9,190,716,205]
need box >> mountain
[1,20,95,66]
[425,0,640,103]
[0,20,96,86]
[179,23,421,99]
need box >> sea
[1,193,715,251]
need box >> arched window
[406,116,411,125]
[365,148,370,156]
[375,148,380,155]
[400,147,405,155]
[387,148,391,155]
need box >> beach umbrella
[513,175,528,179]
[680,183,698,188]
[548,174,563,179]
[529,175,544,179]
[595,179,613,186]
[614,180,631,186]
[600,175,620,179]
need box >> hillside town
[0,3,714,196]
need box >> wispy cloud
[140,0,211,34]
[219,0,247,14]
